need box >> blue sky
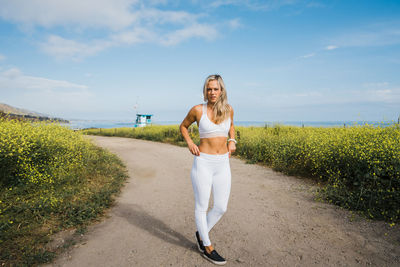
[0,0,399,122]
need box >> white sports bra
[199,103,231,139]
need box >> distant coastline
[61,119,398,130]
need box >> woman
[180,74,236,265]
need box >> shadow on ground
[114,203,195,250]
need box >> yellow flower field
[235,124,400,223]
[0,118,127,266]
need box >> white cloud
[111,27,156,45]
[306,2,325,8]
[363,82,389,88]
[360,82,400,103]
[299,53,315,59]
[296,45,337,60]
[293,91,322,97]
[0,54,5,61]
[210,0,236,8]
[296,45,336,60]
[2,68,22,79]
[40,23,218,59]
[330,21,400,48]
[40,28,159,60]
[315,22,400,57]
[0,67,94,117]
[161,23,218,46]
[227,18,242,29]
[136,8,200,25]
[325,45,338,50]
[0,0,203,31]
[365,88,400,103]
[0,0,140,31]
[276,87,400,106]
[209,0,299,10]
[238,82,400,111]
[0,67,88,92]
[0,0,228,59]
[40,35,113,60]
[148,0,168,5]
[41,27,158,60]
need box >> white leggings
[190,152,231,246]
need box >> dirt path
[46,136,400,266]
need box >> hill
[0,103,69,123]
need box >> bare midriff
[199,137,228,154]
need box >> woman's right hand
[188,142,200,156]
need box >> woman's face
[206,80,221,104]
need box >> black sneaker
[195,231,205,253]
[203,249,227,265]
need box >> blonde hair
[203,74,230,124]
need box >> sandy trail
[46,136,400,266]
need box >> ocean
[59,119,398,130]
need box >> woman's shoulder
[194,103,204,109]
[191,104,205,112]
[188,104,204,118]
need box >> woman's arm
[227,106,236,157]
[180,106,200,156]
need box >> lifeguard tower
[134,114,153,127]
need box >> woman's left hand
[228,141,236,158]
